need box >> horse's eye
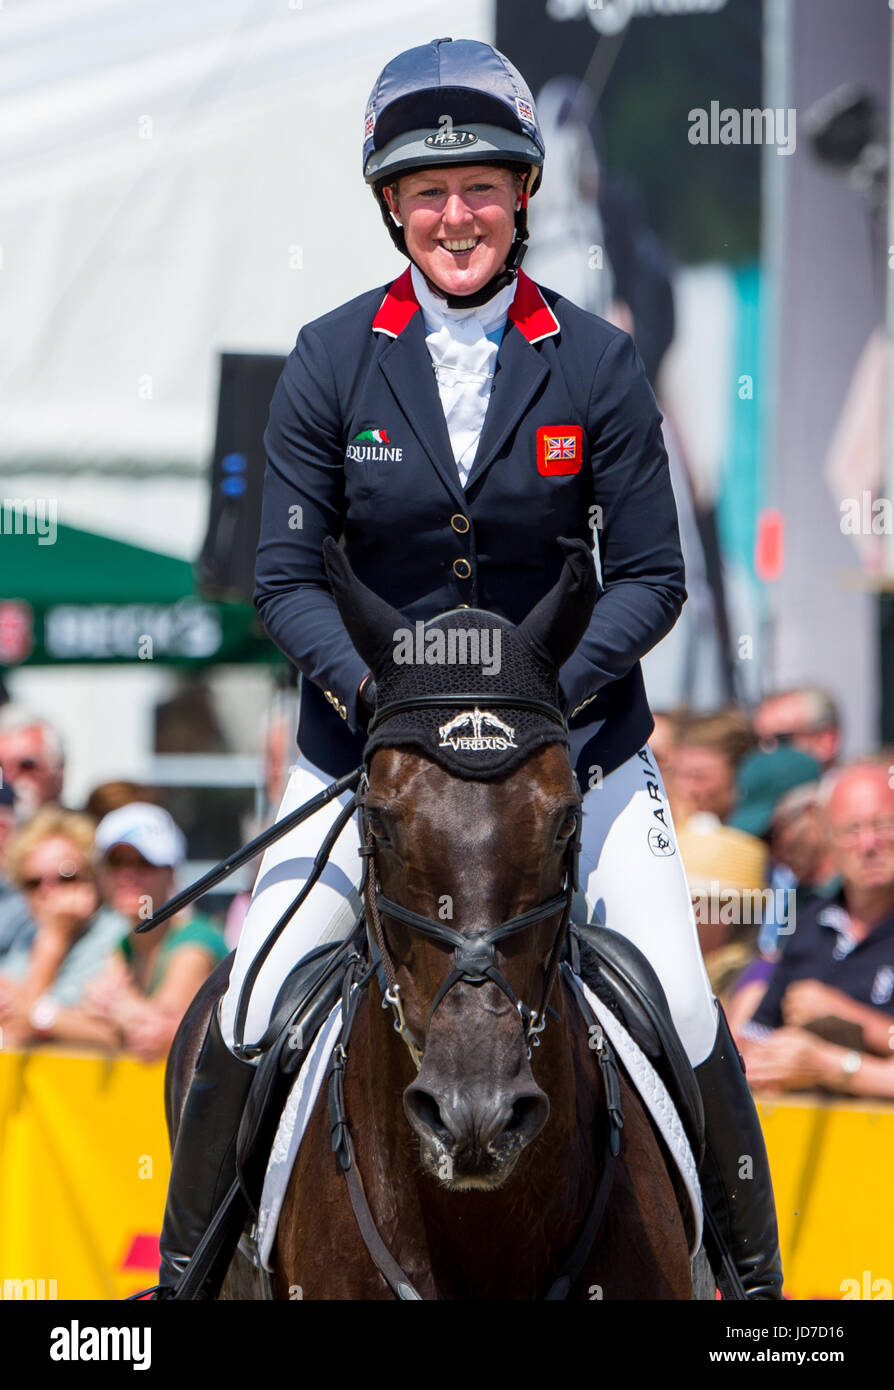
[557,810,578,841]
[366,808,388,839]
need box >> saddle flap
[568,922,706,1164]
[235,922,367,1211]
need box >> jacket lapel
[376,303,467,510]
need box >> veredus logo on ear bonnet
[322,534,600,782]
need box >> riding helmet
[362,37,546,306]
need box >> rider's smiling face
[382,164,522,297]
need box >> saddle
[235,919,368,1210]
[567,923,706,1165]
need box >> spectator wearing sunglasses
[0,705,66,822]
[0,807,125,1046]
[753,687,841,774]
[78,804,228,1062]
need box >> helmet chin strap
[427,193,531,310]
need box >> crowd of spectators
[653,685,894,1101]
[0,704,227,1062]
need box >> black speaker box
[198,351,287,604]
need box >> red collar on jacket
[371,266,560,343]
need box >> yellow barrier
[0,1048,891,1300]
[0,1049,170,1300]
[756,1093,894,1300]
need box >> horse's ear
[322,536,409,675]
[514,537,599,671]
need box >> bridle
[357,692,581,1071]
[327,688,624,1299]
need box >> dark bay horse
[167,539,700,1299]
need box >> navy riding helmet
[362,37,546,308]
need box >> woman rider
[157,36,782,1299]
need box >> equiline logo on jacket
[346,428,403,462]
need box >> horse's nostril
[506,1094,547,1135]
[405,1086,451,1143]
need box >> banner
[0,1050,169,1300]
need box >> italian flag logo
[352,428,390,444]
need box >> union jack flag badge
[364,109,375,140]
[536,425,583,477]
[515,97,535,126]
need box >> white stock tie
[411,264,517,488]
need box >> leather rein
[326,690,626,1299]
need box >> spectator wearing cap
[728,746,822,842]
[0,705,65,822]
[78,803,228,1061]
[677,813,769,1010]
[0,807,126,1047]
[742,762,894,1095]
[0,781,34,962]
[754,686,841,774]
[669,709,755,826]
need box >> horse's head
[323,537,598,1191]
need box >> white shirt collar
[410,262,518,337]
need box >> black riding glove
[358,676,378,733]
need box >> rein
[328,955,625,1301]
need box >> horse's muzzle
[404,1076,550,1188]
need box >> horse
[166,539,705,1300]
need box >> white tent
[1,0,493,503]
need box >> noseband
[358,693,581,1071]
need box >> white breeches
[219,744,718,1066]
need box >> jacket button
[457,603,470,608]
[453,558,472,579]
[450,514,471,534]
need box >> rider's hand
[358,674,378,732]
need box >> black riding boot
[156,1004,256,1299]
[694,1003,784,1299]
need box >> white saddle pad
[256,977,702,1270]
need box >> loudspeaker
[198,351,287,604]
[880,594,894,746]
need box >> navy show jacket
[254,267,687,783]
